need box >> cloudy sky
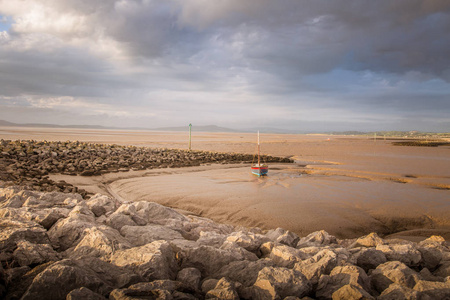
[0,0,449,132]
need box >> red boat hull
[251,165,268,176]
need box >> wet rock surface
[1,185,449,299]
[0,139,292,199]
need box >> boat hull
[251,165,269,176]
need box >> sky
[0,0,449,132]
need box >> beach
[1,126,450,240]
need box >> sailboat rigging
[251,131,269,176]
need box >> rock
[226,231,268,252]
[86,194,117,217]
[109,282,173,300]
[370,261,420,293]
[355,248,387,272]
[220,241,259,261]
[197,231,227,247]
[21,260,113,300]
[0,194,25,208]
[350,232,384,248]
[120,224,184,246]
[0,218,49,252]
[180,245,252,277]
[294,249,338,285]
[47,216,95,251]
[176,267,202,291]
[269,244,309,268]
[35,209,67,230]
[297,230,337,247]
[66,287,106,300]
[105,211,138,231]
[201,279,219,294]
[13,240,59,266]
[413,280,450,299]
[332,284,374,300]
[376,244,422,267]
[109,240,178,281]
[316,265,371,299]
[266,228,299,247]
[377,284,419,300]
[434,261,450,278]
[418,245,443,270]
[252,266,312,299]
[214,259,275,287]
[4,263,51,300]
[132,201,189,223]
[69,226,132,258]
[205,277,239,300]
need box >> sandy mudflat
[2,126,450,239]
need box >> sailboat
[251,131,269,176]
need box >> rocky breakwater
[1,184,449,299]
[0,140,291,198]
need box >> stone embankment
[1,184,449,299]
[0,140,291,198]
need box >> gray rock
[350,232,384,248]
[201,279,219,294]
[297,230,337,248]
[252,266,312,299]
[214,259,275,287]
[105,211,138,231]
[266,228,300,248]
[377,284,420,300]
[13,240,59,266]
[316,265,371,299]
[205,277,239,300]
[177,267,202,290]
[66,287,106,300]
[226,231,268,252]
[109,240,178,281]
[413,279,450,299]
[294,249,338,285]
[48,216,96,251]
[434,261,450,278]
[269,244,309,268]
[69,226,132,259]
[370,261,420,293]
[197,231,227,247]
[21,261,113,300]
[331,284,374,300]
[86,194,117,217]
[180,245,253,277]
[120,224,184,247]
[0,218,49,252]
[355,248,387,272]
[418,245,443,270]
[376,244,422,267]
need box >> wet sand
[2,126,450,239]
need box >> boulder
[35,209,68,230]
[66,287,106,300]
[197,231,227,247]
[266,228,299,247]
[86,194,117,217]
[21,260,113,300]
[413,280,450,299]
[294,249,338,285]
[226,231,269,252]
[376,244,422,267]
[214,259,274,287]
[370,261,420,293]
[3,262,51,300]
[350,232,384,248]
[109,241,178,281]
[316,265,371,299]
[252,266,312,299]
[120,224,184,246]
[69,226,132,259]
[434,261,450,278]
[205,277,239,300]
[220,241,259,261]
[355,248,387,272]
[377,284,419,300]
[176,267,202,291]
[0,218,49,252]
[0,194,25,208]
[132,201,189,223]
[332,284,374,300]
[418,245,443,270]
[47,216,96,251]
[13,240,59,266]
[105,211,138,231]
[269,244,309,268]
[297,230,337,248]
[109,281,175,300]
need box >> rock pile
[0,140,292,198]
[1,184,449,299]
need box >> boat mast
[257,131,260,166]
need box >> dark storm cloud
[0,0,449,131]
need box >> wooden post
[188,123,192,151]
